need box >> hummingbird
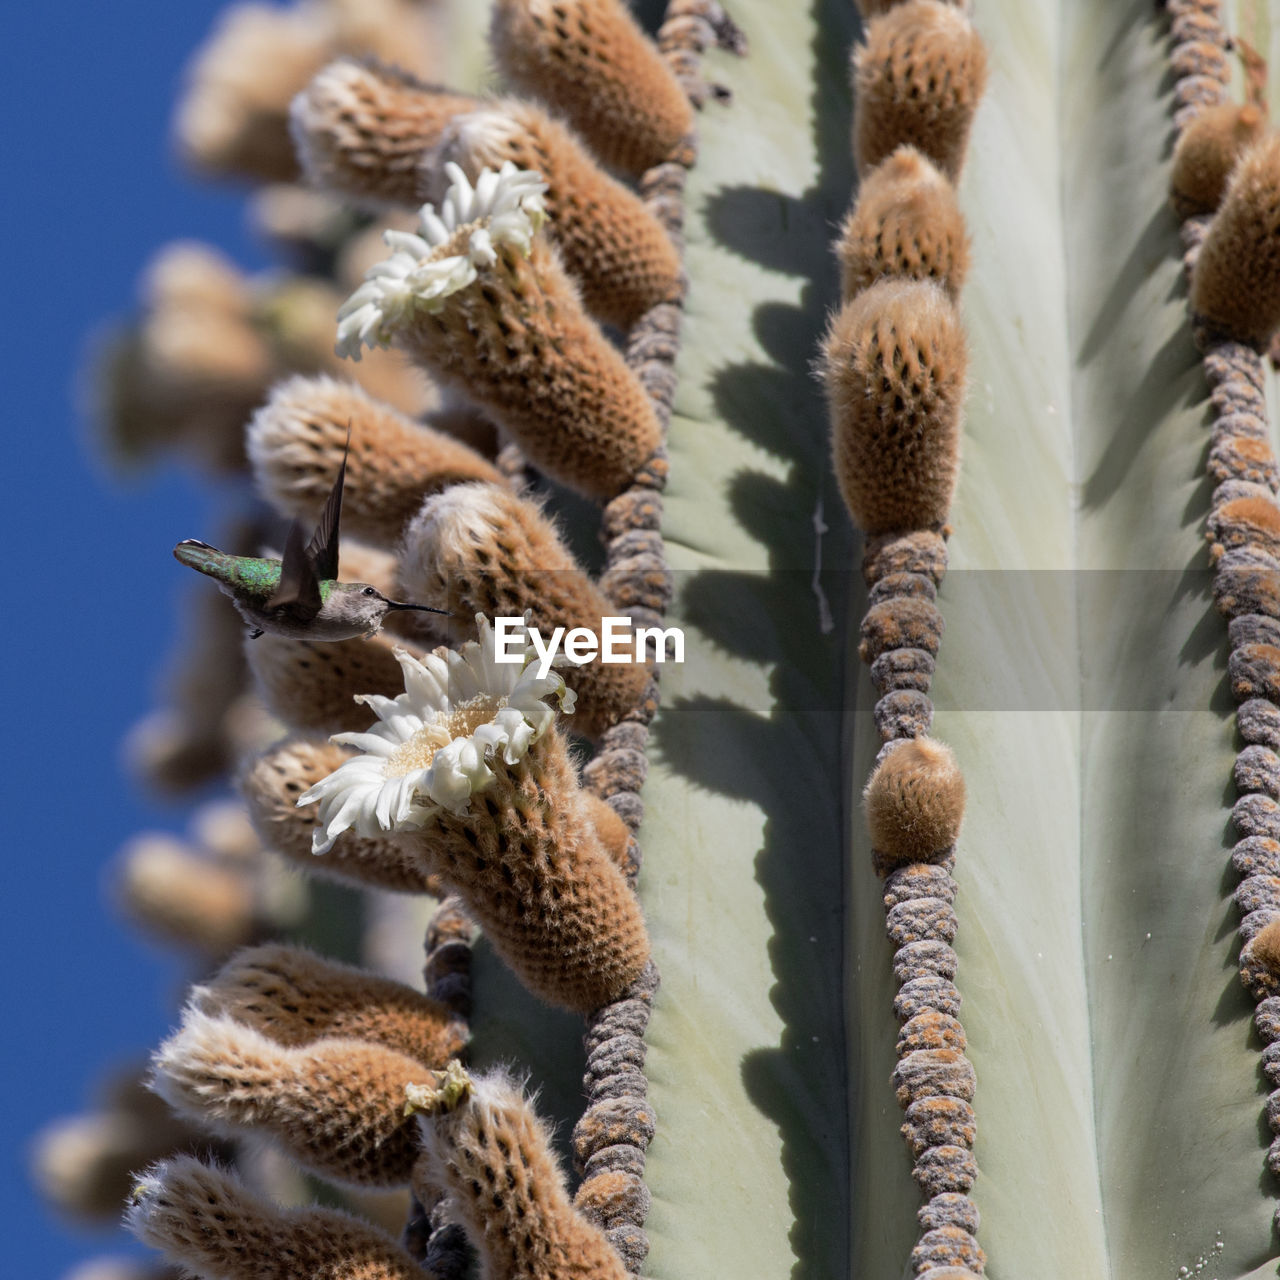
[173,440,447,641]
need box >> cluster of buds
[817,3,987,1276]
[55,0,709,1276]
[93,242,431,477]
[1162,0,1280,1226]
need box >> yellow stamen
[383,695,504,777]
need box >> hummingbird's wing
[265,518,323,620]
[306,434,348,583]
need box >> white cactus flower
[298,615,574,851]
[335,161,548,360]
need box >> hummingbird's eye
[363,586,378,596]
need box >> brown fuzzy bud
[248,631,414,736]
[865,737,966,868]
[1170,102,1266,217]
[1242,918,1280,999]
[32,1069,214,1225]
[836,145,971,300]
[191,799,263,864]
[194,944,465,1066]
[431,101,682,328]
[113,836,256,956]
[489,0,693,175]
[853,1,988,181]
[241,737,435,894]
[404,728,650,1012]
[153,1011,431,1185]
[409,1067,628,1279]
[344,230,662,501]
[174,4,331,182]
[98,245,272,474]
[1192,134,1280,346]
[248,376,501,548]
[583,792,633,867]
[144,241,253,316]
[822,279,967,534]
[400,483,651,740]
[291,58,478,207]
[128,1156,422,1279]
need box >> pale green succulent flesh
[459,0,1280,1277]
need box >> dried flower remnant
[291,58,478,208]
[1169,102,1267,217]
[152,1009,435,1186]
[853,1,988,181]
[837,145,970,300]
[193,943,466,1066]
[249,376,502,549]
[865,737,966,871]
[336,162,662,500]
[1192,133,1280,347]
[407,1064,628,1279]
[298,618,650,1011]
[400,483,652,741]
[128,1156,423,1279]
[489,0,693,175]
[821,278,967,535]
[430,101,682,329]
[242,736,437,894]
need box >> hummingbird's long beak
[385,599,450,616]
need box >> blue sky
[1,3,271,1272]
